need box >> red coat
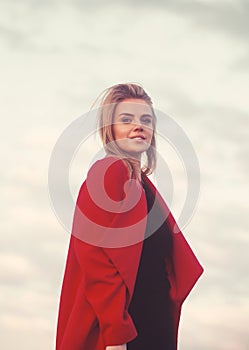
[56,156,203,350]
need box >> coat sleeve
[72,157,138,346]
[73,238,137,346]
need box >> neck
[127,157,141,181]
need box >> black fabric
[127,180,175,350]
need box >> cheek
[112,124,121,139]
[113,125,129,139]
[147,128,154,140]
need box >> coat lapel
[102,181,147,304]
[142,175,204,304]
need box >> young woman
[56,83,203,350]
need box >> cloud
[0,254,36,285]
[181,300,249,350]
[0,287,57,350]
[116,0,249,41]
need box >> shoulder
[86,156,130,202]
[88,156,129,178]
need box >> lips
[130,135,146,140]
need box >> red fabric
[56,156,204,350]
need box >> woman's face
[112,98,154,158]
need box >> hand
[106,344,127,350]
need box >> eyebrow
[118,113,153,118]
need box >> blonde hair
[96,83,157,178]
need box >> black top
[127,180,175,350]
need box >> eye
[142,118,152,125]
[121,117,132,123]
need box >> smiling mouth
[130,136,146,140]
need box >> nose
[132,119,144,131]
[133,124,143,131]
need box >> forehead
[115,98,152,116]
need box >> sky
[0,0,249,349]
